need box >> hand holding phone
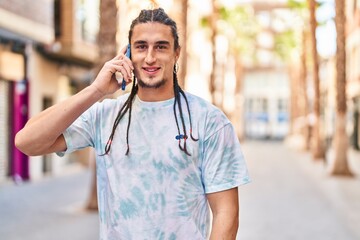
[122,44,131,90]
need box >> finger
[123,57,134,70]
[112,53,123,60]
[111,64,127,77]
[114,71,123,83]
[113,58,133,71]
[120,45,128,54]
[111,63,132,81]
[120,45,133,69]
[113,60,132,77]
[114,70,132,86]
[113,45,129,60]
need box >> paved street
[0,166,99,240]
[238,141,360,240]
[0,141,359,240]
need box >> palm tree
[308,0,325,159]
[216,6,258,139]
[277,29,306,144]
[164,0,188,88]
[328,0,353,176]
[209,0,219,106]
[287,0,311,150]
[300,29,311,150]
[178,0,188,88]
[86,0,118,211]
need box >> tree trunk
[209,0,219,106]
[178,0,188,88]
[97,0,117,67]
[329,113,352,175]
[300,29,310,150]
[288,64,296,136]
[288,61,303,146]
[328,0,353,176]
[86,0,118,211]
[308,0,325,160]
[233,55,245,141]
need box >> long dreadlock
[102,8,198,156]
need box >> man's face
[130,22,180,90]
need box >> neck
[137,86,174,102]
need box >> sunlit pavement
[238,140,360,240]
[0,141,359,240]
[0,166,99,240]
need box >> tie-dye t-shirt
[59,92,250,240]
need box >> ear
[175,47,181,61]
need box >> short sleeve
[56,107,96,157]
[201,123,250,193]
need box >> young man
[15,8,250,240]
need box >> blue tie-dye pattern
[169,233,177,240]
[119,198,138,219]
[149,193,166,211]
[131,186,145,206]
[59,92,250,239]
[140,173,153,190]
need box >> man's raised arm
[15,49,133,156]
[15,85,104,156]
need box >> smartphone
[122,44,131,90]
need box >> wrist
[88,84,106,100]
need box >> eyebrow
[155,41,170,45]
[133,40,170,45]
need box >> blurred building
[0,0,99,183]
[242,2,291,140]
[244,68,289,140]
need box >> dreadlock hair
[102,8,198,156]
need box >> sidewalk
[238,140,360,240]
[0,165,99,240]
[0,142,359,240]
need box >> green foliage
[274,30,298,60]
[287,0,307,9]
[199,3,306,63]
[200,16,210,28]
[199,4,260,61]
[217,6,260,58]
[287,0,325,10]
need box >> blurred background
[0,0,359,239]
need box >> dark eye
[156,45,167,50]
[136,44,147,50]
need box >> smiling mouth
[143,67,161,74]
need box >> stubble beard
[137,76,166,89]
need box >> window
[277,98,287,112]
[77,0,99,44]
[260,98,268,112]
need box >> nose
[145,48,156,64]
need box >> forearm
[15,85,103,155]
[209,212,239,240]
[207,187,240,240]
